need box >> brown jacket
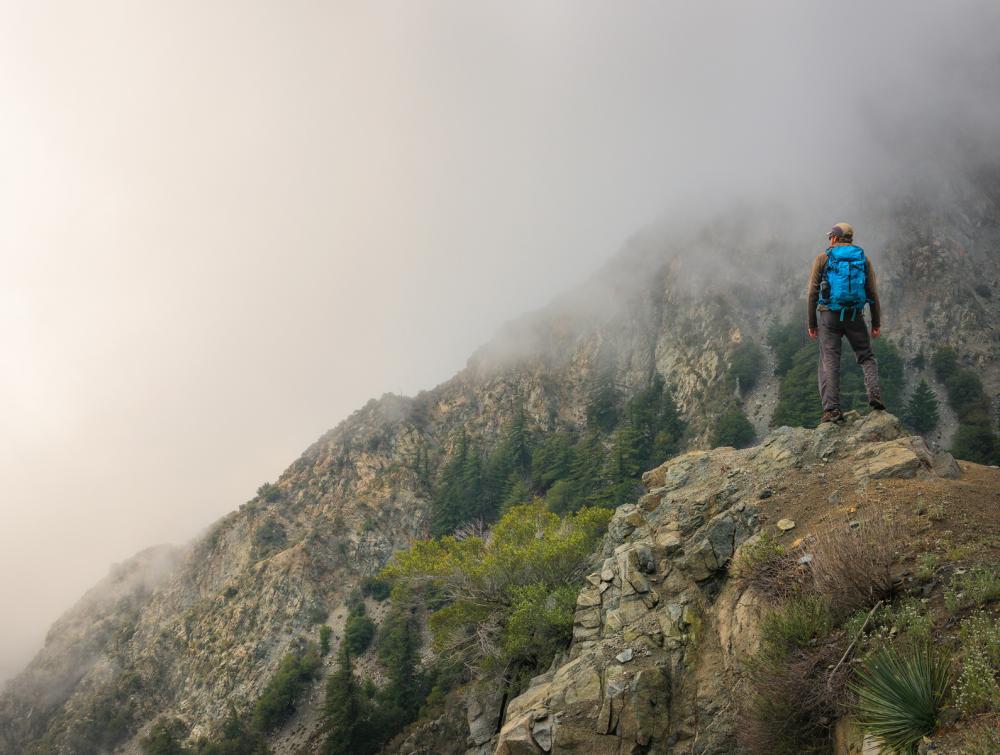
[806,248,881,331]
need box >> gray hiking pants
[818,309,881,413]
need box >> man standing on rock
[807,222,885,424]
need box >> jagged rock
[467,684,505,747]
[497,412,965,755]
[531,713,553,752]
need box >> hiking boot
[821,409,845,424]
[868,396,886,411]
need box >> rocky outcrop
[492,412,959,755]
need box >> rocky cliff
[1,168,999,754]
[488,411,967,754]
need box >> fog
[2,0,998,682]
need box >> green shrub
[251,647,321,732]
[915,552,939,582]
[931,347,959,383]
[344,608,376,655]
[253,519,287,555]
[730,340,765,392]
[740,596,847,754]
[944,567,1000,613]
[256,483,283,503]
[543,478,576,515]
[319,625,333,656]
[951,423,1000,465]
[385,502,611,693]
[955,648,999,717]
[760,595,835,655]
[851,643,952,754]
[501,584,578,691]
[944,370,988,418]
[141,718,188,755]
[192,710,270,754]
[361,576,391,601]
[960,611,1000,667]
[843,599,934,652]
[712,409,755,449]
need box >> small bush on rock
[732,532,804,600]
[251,646,321,732]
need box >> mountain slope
[1,169,999,754]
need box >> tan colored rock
[854,441,923,480]
[495,712,543,755]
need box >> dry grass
[811,505,904,618]
[732,532,808,601]
[738,636,852,754]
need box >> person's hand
[871,327,881,338]
[808,327,817,339]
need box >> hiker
[806,222,885,424]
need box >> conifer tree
[568,431,608,509]
[322,645,367,755]
[430,430,470,537]
[586,367,619,433]
[904,379,940,434]
[711,409,755,449]
[482,405,534,517]
[652,379,686,464]
[530,433,576,492]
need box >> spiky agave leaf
[850,643,952,753]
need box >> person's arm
[865,258,881,333]
[806,254,825,335]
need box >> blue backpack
[821,245,870,320]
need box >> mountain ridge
[2,169,999,753]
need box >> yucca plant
[850,643,952,754]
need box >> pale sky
[2,1,998,682]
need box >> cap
[829,222,854,240]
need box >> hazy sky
[2,1,998,682]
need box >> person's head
[827,221,854,245]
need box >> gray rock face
[492,412,961,755]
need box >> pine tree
[904,379,940,434]
[586,367,619,433]
[604,421,644,505]
[430,430,470,537]
[951,423,1000,465]
[711,409,755,449]
[482,405,534,517]
[322,645,367,755]
[568,432,608,510]
[652,380,686,464]
[530,433,576,492]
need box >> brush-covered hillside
[1,167,999,755]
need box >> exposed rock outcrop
[492,412,959,755]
